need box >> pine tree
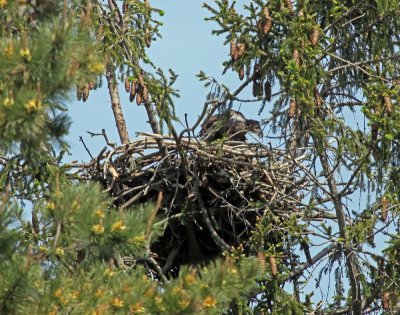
[203,0,400,313]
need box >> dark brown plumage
[199,109,263,142]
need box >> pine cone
[314,87,323,108]
[257,253,266,271]
[236,42,246,59]
[88,82,95,90]
[82,84,90,102]
[125,78,131,93]
[238,66,245,80]
[382,291,390,310]
[381,196,389,222]
[288,98,297,118]
[136,85,143,105]
[383,95,393,114]
[310,26,320,47]
[129,82,137,102]
[293,49,300,66]
[138,72,145,86]
[230,38,237,61]
[264,81,272,101]
[263,19,272,35]
[76,86,83,101]
[269,255,278,277]
[284,0,295,15]
[252,81,263,97]
[262,7,272,35]
[263,6,270,20]
[142,84,149,102]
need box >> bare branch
[106,70,130,145]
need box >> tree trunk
[106,70,130,145]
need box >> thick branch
[289,242,337,279]
[106,70,130,145]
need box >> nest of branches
[74,132,307,276]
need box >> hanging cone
[263,6,270,20]
[269,255,277,277]
[293,49,300,66]
[230,38,237,61]
[314,87,323,108]
[88,82,95,90]
[129,82,136,102]
[310,26,320,47]
[383,95,393,114]
[381,196,388,222]
[136,85,143,105]
[288,98,297,118]
[142,84,149,102]
[238,66,245,80]
[257,253,266,271]
[124,78,131,93]
[76,85,83,101]
[263,18,272,35]
[284,0,295,15]
[262,7,272,35]
[236,42,246,59]
[382,291,390,310]
[264,81,272,101]
[252,81,263,97]
[138,72,145,86]
[82,84,90,102]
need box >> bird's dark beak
[255,127,263,138]
[249,126,263,138]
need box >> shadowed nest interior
[73,133,307,277]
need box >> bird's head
[246,119,263,138]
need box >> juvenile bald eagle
[199,109,263,142]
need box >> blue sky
[66,0,256,162]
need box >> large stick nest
[74,133,307,276]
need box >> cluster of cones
[124,72,149,105]
[228,0,321,117]
[76,82,97,102]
